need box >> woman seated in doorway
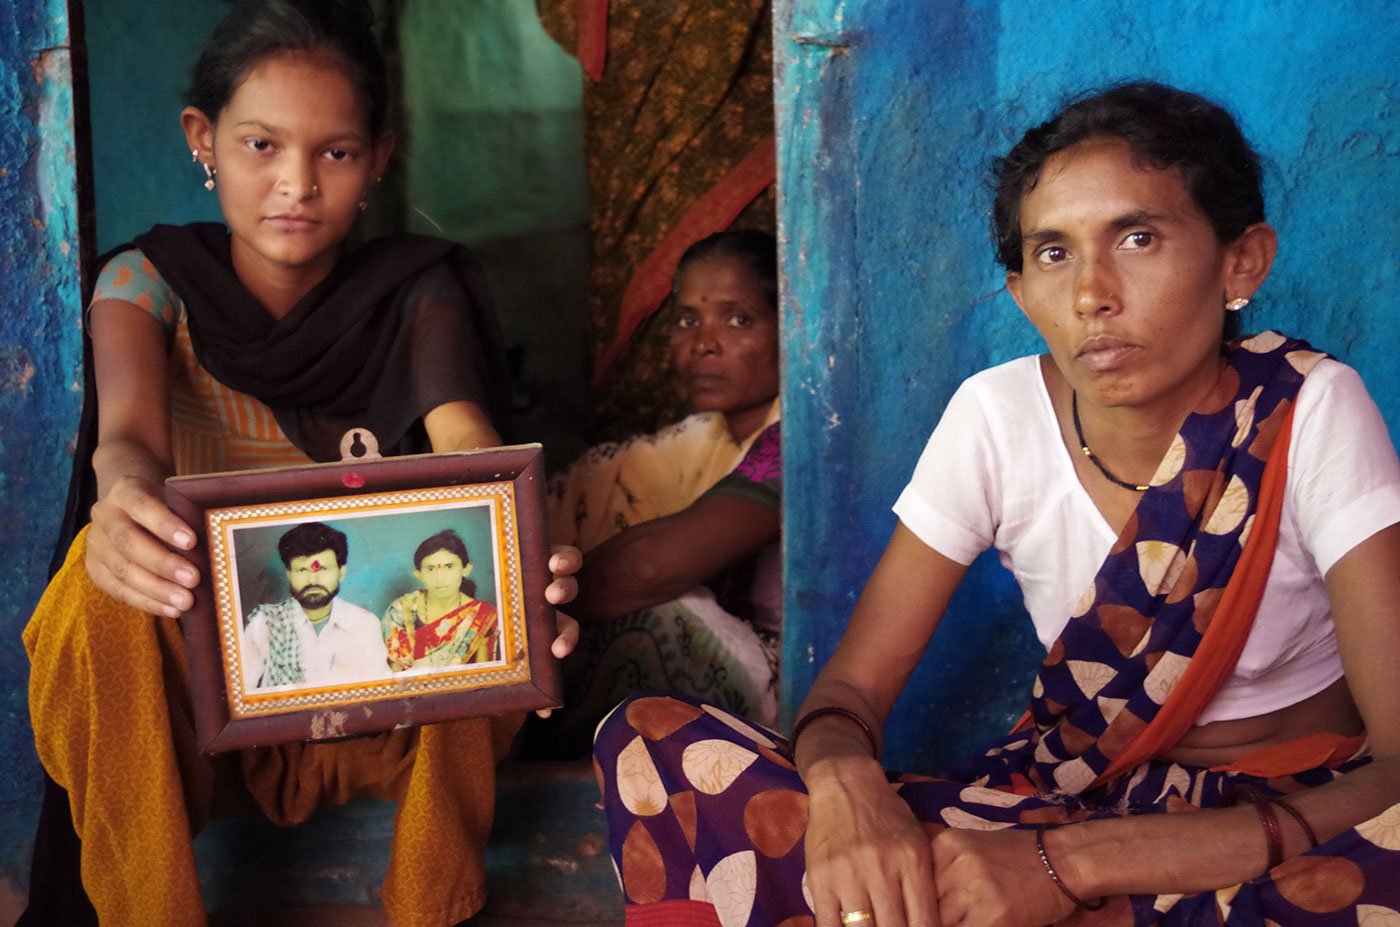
[593,82,1400,926]
[383,528,502,670]
[545,229,782,749]
[20,2,579,925]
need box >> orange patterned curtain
[539,0,776,439]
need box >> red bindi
[310,560,323,573]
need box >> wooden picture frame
[164,443,560,753]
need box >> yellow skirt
[24,527,521,927]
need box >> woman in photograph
[384,528,501,670]
[593,83,1400,926]
[20,1,579,925]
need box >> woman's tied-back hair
[413,529,477,597]
[187,0,391,138]
[675,229,780,312]
[991,82,1266,273]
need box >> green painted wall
[396,0,586,244]
[390,0,590,467]
[86,0,222,250]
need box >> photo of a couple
[231,505,504,693]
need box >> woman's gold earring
[1225,297,1249,312]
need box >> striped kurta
[92,247,309,475]
[165,311,309,474]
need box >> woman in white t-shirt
[591,82,1400,927]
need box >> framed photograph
[164,443,560,753]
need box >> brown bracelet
[790,706,879,758]
[1034,825,1105,911]
[1268,796,1319,849]
[1231,785,1284,870]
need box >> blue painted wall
[0,0,85,901]
[775,0,1400,771]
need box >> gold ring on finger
[841,912,876,926]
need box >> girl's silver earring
[192,149,216,190]
[358,199,368,212]
[1225,297,1250,312]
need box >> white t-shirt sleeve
[1290,360,1400,575]
[892,377,1000,565]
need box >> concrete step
[196,758,623,924]
[210,908,617,927]
[211,907,618,926]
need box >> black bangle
[1268,796,1319,850]
[1230,785,1284,871]
[790,706,878,758]
[1035,825,1105,912]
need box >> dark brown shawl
[134,222,509,461]
[51,222,510,573]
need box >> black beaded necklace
[1070,391,1149,492]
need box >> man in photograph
[242,522,389,688]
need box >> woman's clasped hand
[804,755,939,927]
[805,764,1079,927]
[929,829,1080,927]
[84,471,200,617]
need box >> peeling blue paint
[777,0,1400,772]
[0,0,85,897]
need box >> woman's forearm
[422,399,501,453]
[571,520,706,622]
[1058,757,1400,899]
[1050,804,1285,899]
[793,678,891,784]
[91,438,174,498]
[572,493,779,623]
[794,526,970,781]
